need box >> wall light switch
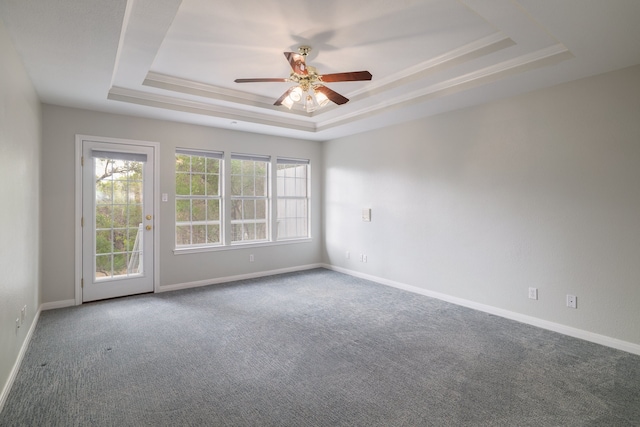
[362,208,371,222]
[162,193,168,202]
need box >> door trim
[75,134,160,305]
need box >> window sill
[173,237,313,255]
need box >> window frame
[229,153,271,245]
[173,150,312,254]
[174,149,223,248]
[276,158,310,241]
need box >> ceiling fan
[234,46,372,112]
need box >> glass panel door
[82,141,154,302]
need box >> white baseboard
[0,308,41,414]
[34,264,640,356]
[158,263,324,293]
[40,299,76,310]
[322,264,640,356]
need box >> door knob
[146,225,152,230]
[146,215,152,220]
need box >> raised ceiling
[1,0,639,141]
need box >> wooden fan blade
[274,87,295,106]
[320,71,372,82]
[315,85,349,105]
[284,52,308,75]
[235,78,288,83]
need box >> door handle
[146,225,152,231]
[146,215,152,220]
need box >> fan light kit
[235,46,372,113]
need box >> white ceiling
[1,0,639,141]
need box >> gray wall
[0,20,41,401]
[323,65,640,346]
[41,106,323,303]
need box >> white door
[82,140,155,302]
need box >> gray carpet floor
[1,268,639,426]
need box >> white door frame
[75,134,160,305]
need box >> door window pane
[94,157,144,280]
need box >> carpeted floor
[2,268,639,426]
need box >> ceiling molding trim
[144,72,273,103]
[107,87,317,132]
[109,0,135,88]
[436,43,573,90]
[316,44,573,131]
[111,0,183,88]
[143,73,314,116]
[109,44,572,134]
[142,33,516,120]
[350,32,515,97]
[143,72,313,115]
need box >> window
[276,158,310,239]
[174,150,310,251]
[175,149,222,247]
[230,154,270,243]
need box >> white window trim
[175,148,223,247]
[275,158,311,241]
[173,237,312,255]
[173,151,312,254]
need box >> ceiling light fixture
[281,78,331,113]
[281,49,330,113]
[234,46,372,114]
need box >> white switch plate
[362,208,371,222]
[528,287,538,300]
[567,294,577,309]
[162,193,168,202]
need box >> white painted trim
[173,238,313,255]
[349,33,514,97]
[316,44,573,130]
[74,135,161,304]
[144,72,282,108]
[108,0,134,88]
[74,137,83,306]
[40,300,76,311]
[107,87,317,132]
[158,263,323,293]
[322,264,640,356]
[152,139,160,295]
[0,308,40,413]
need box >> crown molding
[317,43,573,131]
[351,32,515,98]
[110,42,573,134]
[107,86,317,132]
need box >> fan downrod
[298,46,311,57]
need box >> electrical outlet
[21,305,26,325]
[16,318,20,333]
[249,254,254,262]
[346,251,350,259]
[363,254,368,263]
[566,294,577,309]
[359,254,363,262]
[528,287,538,300]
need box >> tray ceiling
[1,0,639,140]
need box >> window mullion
[222,151,232,245]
